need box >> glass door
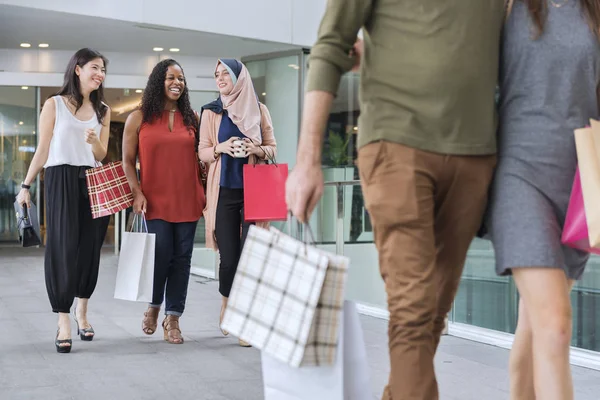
[0,86,38,243]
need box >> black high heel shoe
[55,329,72,353]
[75,318,95,341]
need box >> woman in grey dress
[488,1,600,399]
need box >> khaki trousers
[357,141,496,400]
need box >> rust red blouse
[138,110,205,222]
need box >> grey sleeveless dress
[487,1,600,279]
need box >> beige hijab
[217,59,262,144]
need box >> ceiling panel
[0,5,300,58]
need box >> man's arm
[306,0,372,95]
[286,0,373,222]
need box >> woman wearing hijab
[198,59,277,347]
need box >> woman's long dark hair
[524,0,600,40]
[56,48,109,125]
[140,59,197,133]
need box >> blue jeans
[146,219,198,316]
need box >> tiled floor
[1,247,599,399]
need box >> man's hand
[285,162,324,223]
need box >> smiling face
[215,62,234,95]
[75,57,106,92]
[164,64,185,101]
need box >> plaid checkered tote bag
[221,224,349,368]
[85,161,134,219]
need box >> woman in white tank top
[16,48,112,354]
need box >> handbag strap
[17,212,29,230]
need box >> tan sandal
[239,338,252,347]
[162,315,184,344]
[142,307,159,335]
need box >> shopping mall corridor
[1,247,600,400]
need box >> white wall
[291,0,328,47]
[0,0,327,47]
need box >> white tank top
[44,96,101,169]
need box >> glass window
[0,86,37,243]
[309,66,367,244]
[569,258,600,351]
[244,54,301,232]
[245,54,301,169]
[452,240,600,352]
[189,90,219,245]
[322,72,360,169]
[452,239,518,334]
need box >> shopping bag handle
[259,145,277,165]
[130,212,149,233]
[244,137,278,166]
[281,212,316,244]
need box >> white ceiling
[0,4,300,58]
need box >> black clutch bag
[13,200,41,247]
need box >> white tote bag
[261,301,372,400]
[114,213,155,302]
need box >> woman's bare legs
[509,298,535,400]
[76,298,94,338]
[56,312,71,348]
[511,268,573,400]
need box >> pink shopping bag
[562,167,600,254]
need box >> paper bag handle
[282,212,316,244]
[130,212,149,233]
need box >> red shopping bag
[85,161,134,219]
[243,163,288,222]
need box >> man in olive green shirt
[286,1,505,399]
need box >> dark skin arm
[122,110,146,214]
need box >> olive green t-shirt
[306,0,505,155]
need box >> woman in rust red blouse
[123,59,206,344]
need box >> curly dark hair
[140,59,197,133]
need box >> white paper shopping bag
[114,213,155,302]
[261,301,372,400]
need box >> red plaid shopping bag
[85,161,133,219]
